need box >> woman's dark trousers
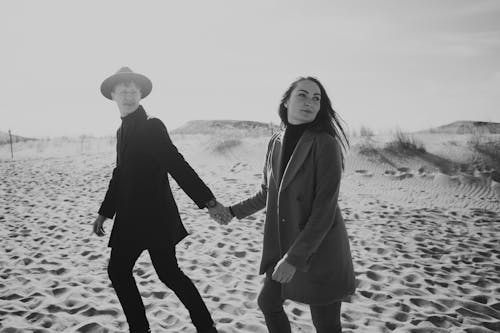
[257,274,342,333]
[107,245,215,333]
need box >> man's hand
[92,215,107,236]
[272,256,296,283]
[208,201,233,225]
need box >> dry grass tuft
[212,138,242,154]
[467,131,500,170]
[358,141,378,156]
[360,125,375,138]
[384,130,426,155]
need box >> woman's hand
[272,256,296,283]
[92,215,107,236]
[207,201,233,225]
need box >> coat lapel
[121,122,140,155]
[118,124,134,160]
[118,107,147,159]
[271,131,284,185]
[118,126,126,156]
[276,130,315,192]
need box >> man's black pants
[108,245,215,333]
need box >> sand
[1,133,499,332]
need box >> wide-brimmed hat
[100,67,152,100]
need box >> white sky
[1,0,499,137]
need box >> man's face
[111,82,142,117]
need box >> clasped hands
[207,201,296,283]
[207,200,233,225]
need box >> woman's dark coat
[232,129,355,305]
[98,106,213,248]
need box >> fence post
[9,129,13,159]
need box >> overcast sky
[1,0,499,137]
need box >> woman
[228,77,355,333]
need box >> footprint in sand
[366,271,383,282]
[393,311,409,322]
[74,322,109,333]
[219,317,234,324]
[49,267,67,275]
[461,301,500,319]
[233,251,246,258]
[395,173,414,180]
[52,287,68,297]
[219,303,242,316]
[355,169,374,177]
[409,298,447,312]
[370,305,385,314]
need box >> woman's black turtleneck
[280,122,310,177]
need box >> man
[92,67,228,333]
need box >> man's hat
[100,67,152,100]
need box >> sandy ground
[1,133,499,332]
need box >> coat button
[281,218,285,223]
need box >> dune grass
[467,131,500,170]
[212,138,243,154]
[384,130,426,155]
[358,142,378,156]
[360,125,375,138]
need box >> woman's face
[285,80,321,125]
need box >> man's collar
[121,105,146,123]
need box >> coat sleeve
[98,130,120,219]
[149,118,214,208]
[231,134,276,219]
[285,135,342,271]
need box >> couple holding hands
[92,67,355,333]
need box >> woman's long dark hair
[278,76,350,169]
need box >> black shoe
[198,327,218,333]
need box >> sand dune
[1,133,499,332]
[422,121,500,135]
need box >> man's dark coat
[98,106,213,248]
